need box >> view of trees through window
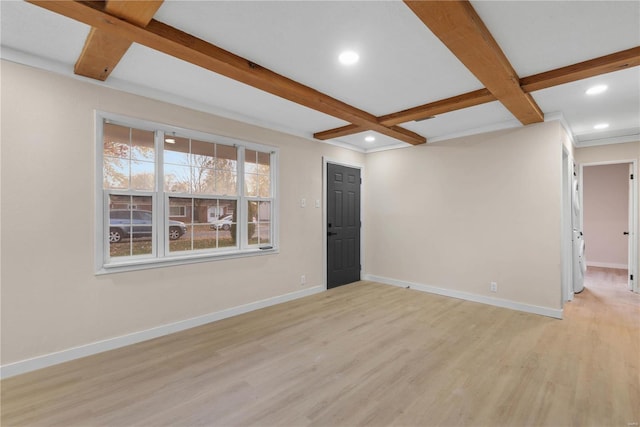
[101,118,275,266]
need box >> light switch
[315,199,321,208]
[300,198,306,208]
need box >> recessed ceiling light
[365,135,375,142]
[593,123,609,130]
[339,50,359,66]
[586,85,608,95]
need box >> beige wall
[364,122,564,310]
[575,141,640,272]
[575,141,640,164]
[4,56,633,368]
[0,60,364,364]
[583,163,630,267]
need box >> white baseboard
[0,286,324,380]
[364,274,563,320]
[586,261,628,270]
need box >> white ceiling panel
[403,101,517,142]
[0,0,90,65]
[471,0,640,77]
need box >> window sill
[96,247,279,275]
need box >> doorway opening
[580,160,638,294]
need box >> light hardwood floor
[2,268,639,426]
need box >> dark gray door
[327,163,361,289]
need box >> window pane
[108,195,153,258]
[244,173,270,197]
[164,164,191,193]
[192,199,219,250]
[248,200,271,245]
[191,139,215,168]
[257,151,270,175]
[131,160,155,191]
[258,174,271,198]
[244,150,270,197]
[169,198,237,253]
[192,167,215,194]
[217,200,237,248]
[169,197,192,252]
[103,160,129,190]
[244,173,258,197]
[245,149,258,173]
[103,124,156,191]
[103,123,130,189]
[130,128,155,161]
[103,123,130,159]
[216,170,237,195]
[164,136,190,166]
[216,144,237,171]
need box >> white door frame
[579,159,639,293]
[561,148,574,304]
[322,157,365,290]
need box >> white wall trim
[586,261,629,270]
[364,142,411,154]
[561,148,574,304]
[426,118,522,144]
[0,286,324,380]
[364,274,563,320]
[575,133,640,148]
[321,138,367,153]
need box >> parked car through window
[109,209,187,242]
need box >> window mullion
[269,151,277,246]
[156,130,165,258]
[238,146,247,250]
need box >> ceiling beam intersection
[75,0,164,80]
[403,0,544,126]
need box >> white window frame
[95,111,279,274]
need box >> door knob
[623,231,630,235]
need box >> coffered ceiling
[1,0,638,152]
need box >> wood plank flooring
[2,267,639,426]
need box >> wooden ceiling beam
[74,1,163,80]
[379,89,495,127]
[314,124,363,141]
[314,89,495,141]
[404,0,543,126]
[28,0,426,146]
[520,46,640,93]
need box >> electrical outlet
[301,275,306,286]
[490,281,498,292]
